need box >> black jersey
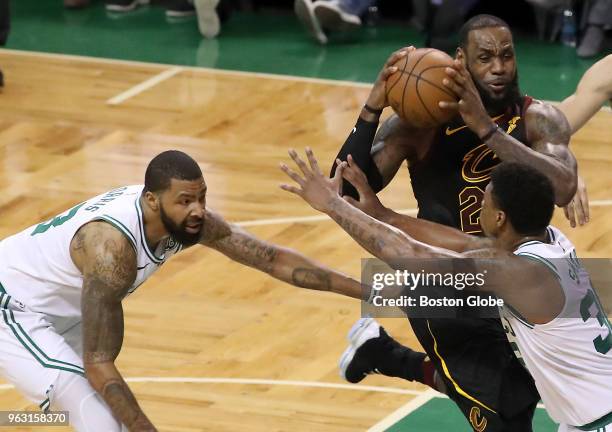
[409,96,534,234]
[406,96,541,426]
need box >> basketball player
[0,150,364,431]
[280,149,612,432]
[327,14,578,431]
[559,54,612,227]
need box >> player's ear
[496,210,506,229]
[456,48,466,65]
[144,190,160,212]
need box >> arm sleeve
[330,117,385,199]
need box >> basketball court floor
[0,3,610,431]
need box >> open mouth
[185,222,202,234]
[488,82,507,93]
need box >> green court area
[386,397,557,431]
[6,0,605,102]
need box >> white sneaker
[338,317,382,382]
[314,0,361,32]
[105,0,149,12]
[194,0,220,39]
[294,0,328,44]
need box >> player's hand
[280,148,346,213]
[365,46,415,112]
[342,155,391,221]
[563,175,590,227]
[439,59,494,139]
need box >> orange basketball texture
[385,48,458,128]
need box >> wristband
[480,124,500,142]
[363,104,384,115]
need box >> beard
[468,66,522,115]
[159,202,203,248]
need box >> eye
[479,55,490,62]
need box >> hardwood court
[0,49,610,431]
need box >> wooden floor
[0,50,610,432]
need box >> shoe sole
[106,0,149,12]
[314,3,361,32]
[166,10,196,18]
[338,343,357,381]
[294,0,327,45]
[194,0,220,39]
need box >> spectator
[578,0,612,57]
[103,0,232,38]
[295,0,375,45]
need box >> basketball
[386,48,459,128]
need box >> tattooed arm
[484,102,577,206]
[70,222,155,432]
[199,210,364,300]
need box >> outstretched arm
[559,54,612,133]
[70,222,156,432]
[441,60,577,206]
[199,209,364,300]
[280,149,564,324]
[340,154,493,253]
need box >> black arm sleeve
[330,117,385,200]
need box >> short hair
[459,14,511,50]
[144,150,203,193]
[490,162,555,235]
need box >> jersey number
[31,203,86,236]
[580,289,612,355]
[459,186,484,234]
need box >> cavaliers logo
[461,143,499,184]
[469,406,488,432]
[461,116,521,184]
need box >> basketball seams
[404,65,457,99]
[415,74,440,126]
[399,49,435,122]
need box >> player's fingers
[581,186,590,223]
[563,204,570,222]
[566,201,577,228]
[279,184,302,196]
[279,162,305,186]
[288,149,311,177]
[381,66,399,80]
[332,160,347,181]
[386,49,408,67]
[305,147,323,175]
[346,155,368,179]
[442,77,463,96]
[439,101,459,110]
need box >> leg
[313,0,374,32]
[0,308,123,431]
[52,371,125,432]
[577,0,612,57]
[339,318,446,392]
[295,0,328,44]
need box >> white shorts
[0,290,125,431]
[559,421,612,431]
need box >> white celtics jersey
[501,226,612,428]
[0,185,182,327]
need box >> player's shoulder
[524,100,571,140]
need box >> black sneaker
[105,0,149,13]
[166,0,196,18]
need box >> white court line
[367,388,439,432]
[235,199,612,228]
[236,208,418,227]
[0,48,372,90]
[106,67,183,106]
[0,377,423,396]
